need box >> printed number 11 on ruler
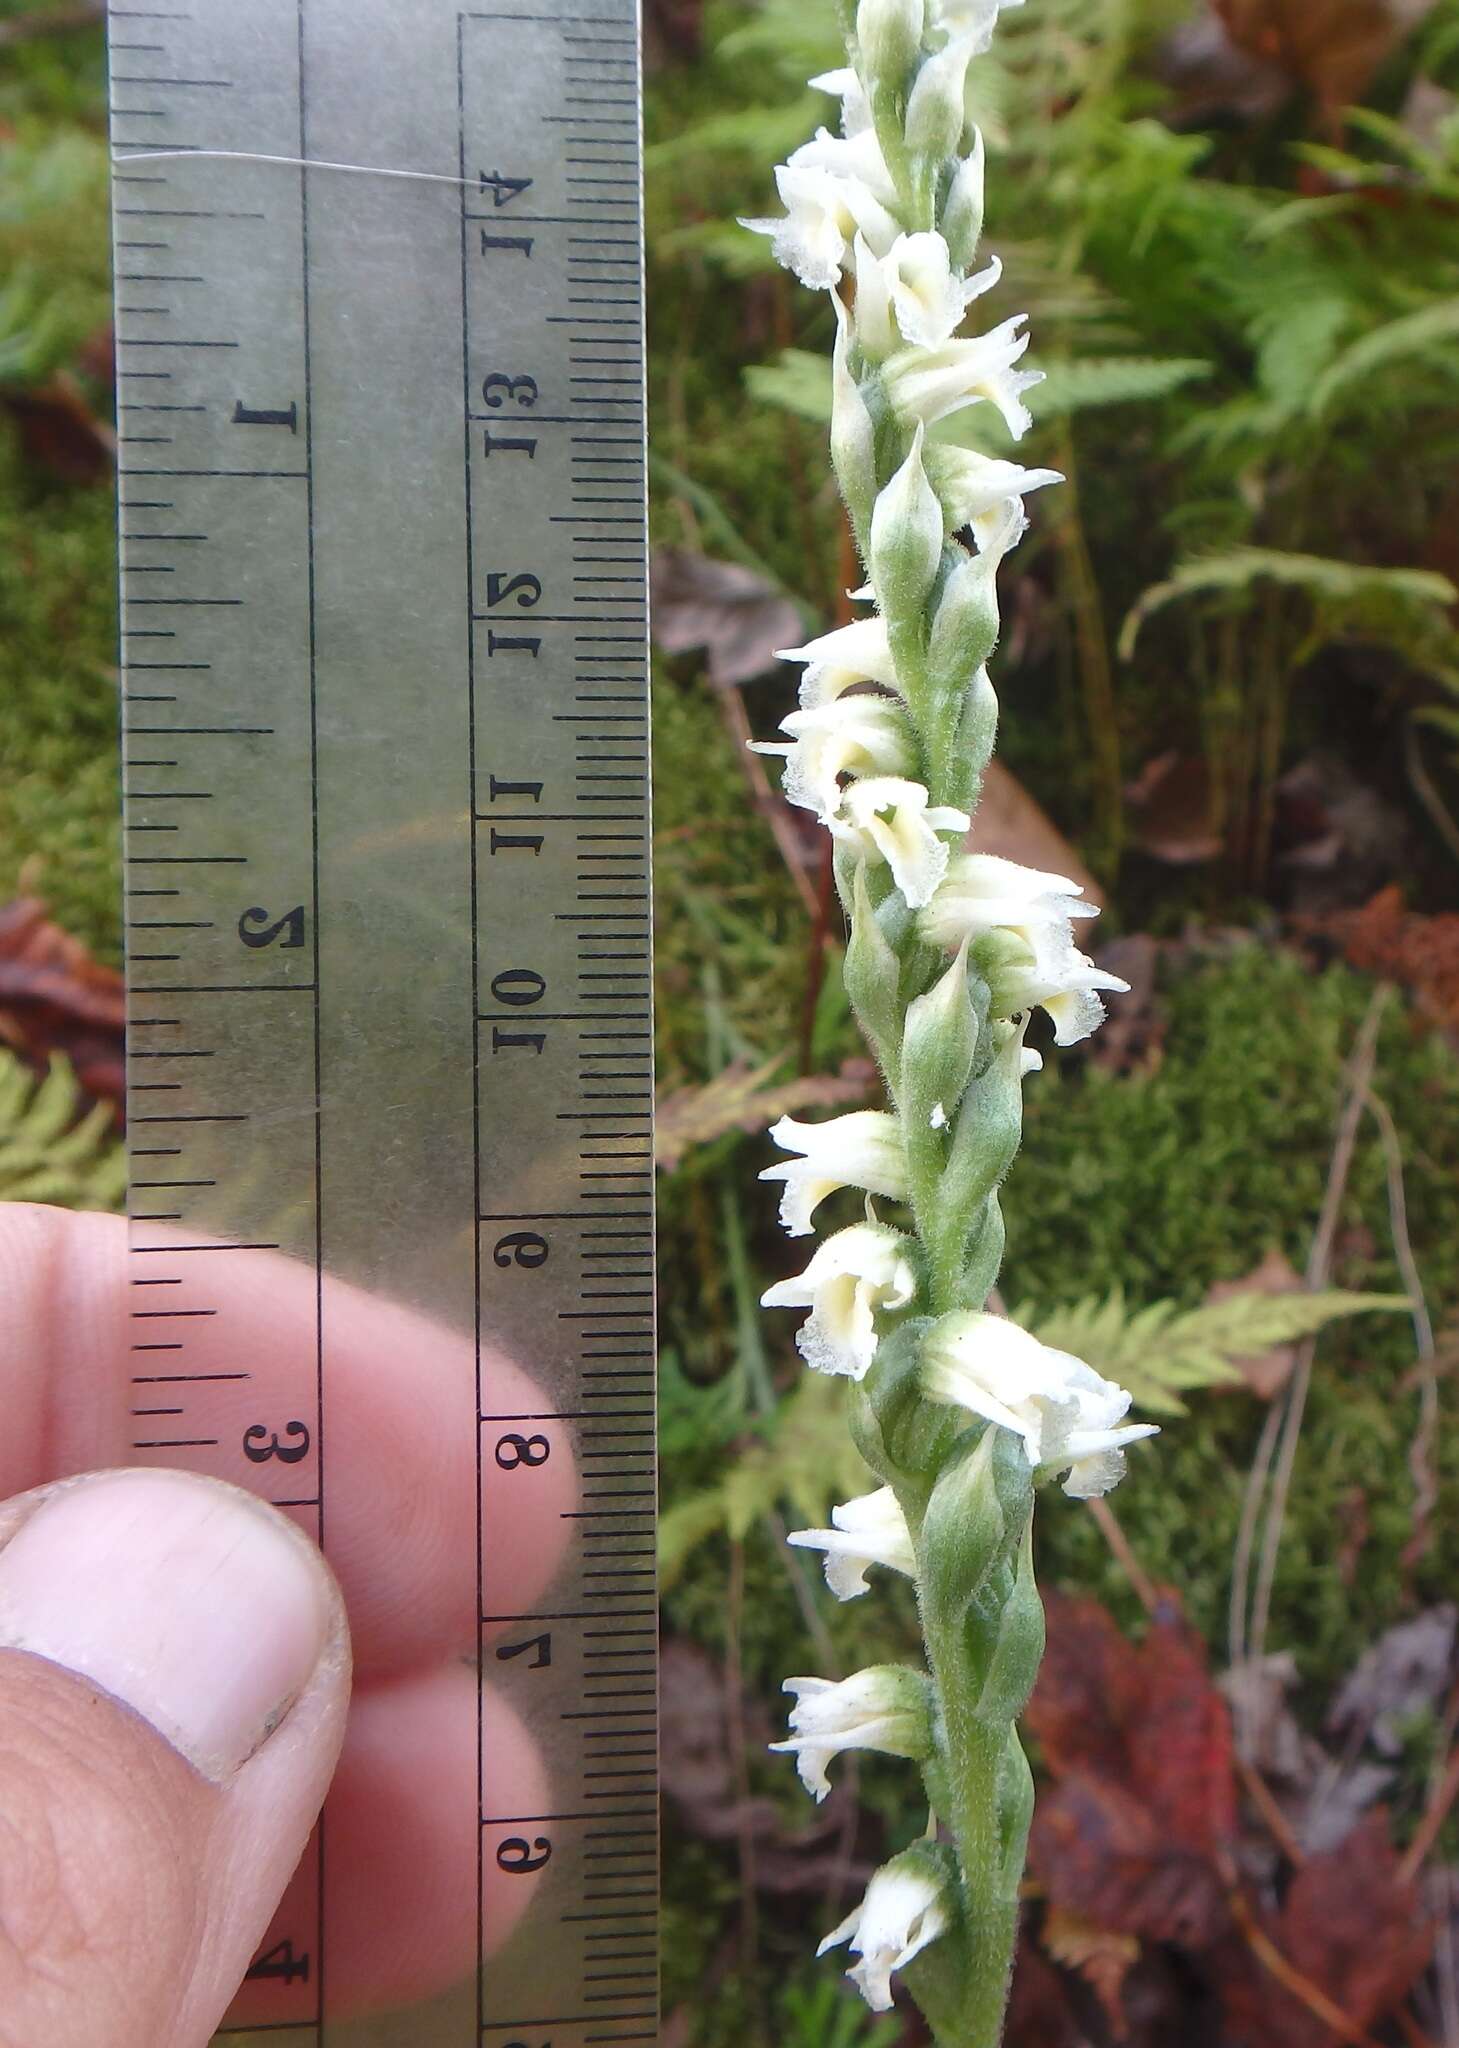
[109,0,656,2040]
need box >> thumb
[0,1468,350,2048]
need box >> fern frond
[0,1050,125,1210]
[1120,548,1458,659]
[1310,301,1459,417]
[1018,1286,1409,1417]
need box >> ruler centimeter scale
[108,1,657,2041]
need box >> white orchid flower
[932,0,1025,51]
[762,1221,918,1377]
[818,1856,951,2010]
[760,1111,908,1237]
[880,232,1002,349]
[751,694,913,821]
[787,1485,918,1598]
[789,125,901,210]
[830,776,972,909]
[741,160,902,291]
[986,917,1130,1046]
[922,1311,1158,1496]
[925,444,1064,532]
[776,615,900,707]
[810,65,874,136]
[920,851,1098,950]
[882,314,1043,438]
[771,1665,932,1802]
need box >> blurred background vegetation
[3,0,1459,2040]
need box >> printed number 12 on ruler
[109,0,657,2040]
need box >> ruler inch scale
[107,2,658,2042]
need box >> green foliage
[660,1368,875,1587]
[1019,1283,1410,1417]
[0,1050,124,1210]
[780,1970,903,2047]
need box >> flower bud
[853,231,895,360]
[940,130,985,270]
[844,857,907,1070]
[831,292,878,543]
[901,938,978,1157]
[925,543,1000,702]
[772,1663,935,1802]
[971,1525,1045,1725]
[904,32,977,161]
[870,424,946,626]
[856,0,924,92]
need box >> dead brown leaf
[1205,1248,1307,1400]
[1211,0,1429,120]
[1307,884,1459,1044]
[1124,752,1221,866]
[1026,1592,1238,1954]
[968,759,1100,901]
[1219,1811,1434,2047]
[650,548,805,689]
[654,1054,877,1172]
[1042,1906,1140,2039]
[1088,933,1164,1077]
[0,898,124,1110]
[0,371,115,484]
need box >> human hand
[0,1201,573,2045]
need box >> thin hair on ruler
[111,147,477,189]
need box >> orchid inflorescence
[742,0,1159,2038]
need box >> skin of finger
[0,1203,577,1675]
[227,1663,550,2025]
[0,1561,348,2048]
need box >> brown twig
[717,682,819,918]
[1233,1749,1308,1870]
[0,1,102,45]
[1225,1879,1390,2048]
[1084,1495,1159,1617]
[1361,1084,1439,1574]
[1399,1739,1459,1891]
[1239,986,1390,1669]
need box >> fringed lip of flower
[920,850,1102,950]
[829,776,972,911]
[760,1220,919,1377]
[775,614,900,707]
[921,1311,1159,1495]
[787,1484,918,1599]
[759,1109,909,1237]
[770,1666,934,1802]
[750,694,914,823]
[883,314,1044,438]
[817,1857,951,2012]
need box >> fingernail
[0,1468,333,1780]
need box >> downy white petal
[760,1110,908,1237]
[771,1666,932,1803]
[882,231,1002,349]
[922,1311,1157,1495]
[883,314,1042,437]
[818,1858,950,2011]
[787,1485,918,1598]
[831,776,971,909]
[752,695,913,821]
[776,615,900,707]
[762,1221,917,1377]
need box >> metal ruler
[107,2,657,2040]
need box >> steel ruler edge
[106,2,658,2041]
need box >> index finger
[0,1203,577,1676]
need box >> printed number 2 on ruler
[109,0,657,2041]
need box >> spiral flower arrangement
[742,1,1160,2037]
